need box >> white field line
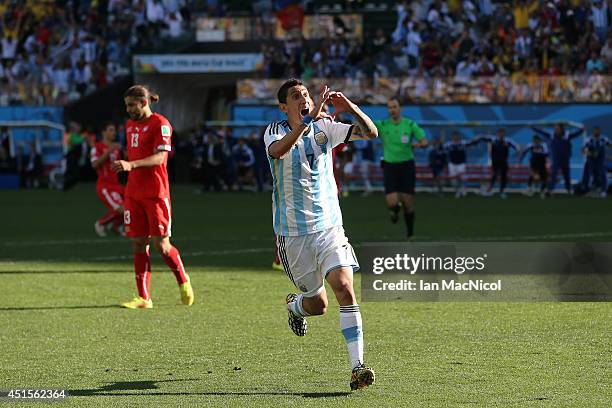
[1,235,265,247]
[447,232,612,241]
[3,231,612,248]
[91,247,271,261]
[356,231,612,242]
[0,247,272,264]
[2,232,611,263]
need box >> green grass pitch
[0,185,610,407]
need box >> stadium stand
[1,1,610,106]
[0,0,193,106]
[0,0,610,194]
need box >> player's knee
[153,241,171,255]
[333,279,356,303]
[131,238,148,253]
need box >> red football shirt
[91,141,122,187]
[124,113,173,199]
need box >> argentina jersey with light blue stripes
[264,118,354,236]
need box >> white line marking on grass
[355,231,612,242]
[2,235,267,247]
[450,232,612,241]
[3,238,126,246]
[3,232,611,262]
[90,247,271,261]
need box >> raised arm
[531,126,552,140]
[568,127,585,140]
[269,86,332,159]
[467,134,490,146]
[329,92,378,140]
[268,123,310,160]
[508,139,520,151]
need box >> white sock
[340,304,364,369]
[288,294,310,317]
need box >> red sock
[162,246,188,285]
[98,211,116,226]
[135,251,151,300]
[274,236,281,264]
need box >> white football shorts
[276,226,359,297]
[448,163,466,178]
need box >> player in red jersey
[111,85,194,309]
[91,122,125,237]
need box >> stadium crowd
[0,0,191,106]
[260,0,612,82]
[1,0,610,106]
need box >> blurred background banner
[133,54,264,74]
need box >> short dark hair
[387,97,400,105]
[277,78,304,104]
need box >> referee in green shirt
[375,98,428,238]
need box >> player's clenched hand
[310,84,332,121]
[111,160,133,172]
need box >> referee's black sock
[404,210,415,238]
[389,205,400,224]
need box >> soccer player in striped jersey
[520,135,549,198]
[91,122,125,236]
[581,127,611,197]
[532,123,584,195]
[479,129,519,199]
[443,132,481,198]
[264,79,377,390]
